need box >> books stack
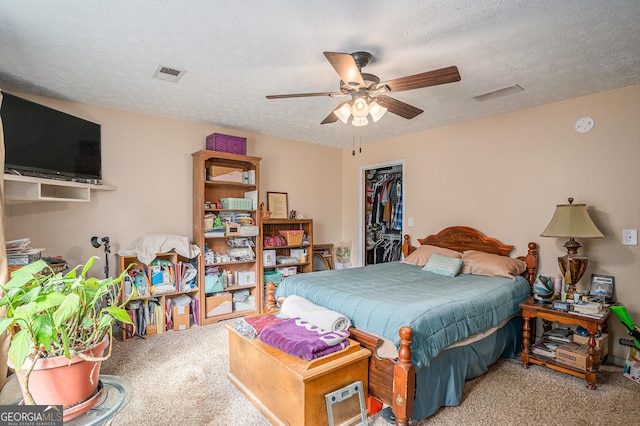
[571,301,605,318]
[124,298,165,338]
[531,338,562,358]
[543,327,573,343]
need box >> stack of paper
[6,238,31,252]
[6,238,44,267]
[543,327,574,343]
[570,301,605,318]
[573,301,603,314]
[531,338,561,358]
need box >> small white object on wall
[574,116,595,133]
[623,229,638,246]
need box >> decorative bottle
[554,274,563,295]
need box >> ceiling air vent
[472,84,524,102]
[152,65,186,83]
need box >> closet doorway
[359,160,405,266]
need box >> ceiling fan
[266,51,461,126]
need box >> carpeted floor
[101,321,640,425]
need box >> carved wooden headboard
[402,225,538,286]
[417,226,512,255]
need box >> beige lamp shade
[540,201,604,240]
[540,198,603,290]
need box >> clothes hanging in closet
[369,174,402,232]
[368,235,403,264]
[366,169,403,265]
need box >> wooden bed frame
[266,226,538,426]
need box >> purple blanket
[259,318,350,360]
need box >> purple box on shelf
[206,133,247,155]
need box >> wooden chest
[225,323,370,426]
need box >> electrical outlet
[622,229,638,246]
[408,217,414,227]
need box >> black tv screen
[1,92,102,182]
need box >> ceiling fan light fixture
[352,117,368,127]
[334,104,351,124]
[267,52,461,126]
[368,101,387,122]
[351,97,369,118]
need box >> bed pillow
[401,244,462,266]
[421,252,465,277]
[460,250,526,280]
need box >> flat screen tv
[1,92,102,183]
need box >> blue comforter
[275,262,530,369]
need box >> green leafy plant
[0,256,133,402]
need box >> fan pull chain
[352,128,356,156]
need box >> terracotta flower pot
[8,336,109,421]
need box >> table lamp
[540,198,604,294]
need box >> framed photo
[589,274,615,301]
[267,192,288,219]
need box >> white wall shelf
[3,175,116,202]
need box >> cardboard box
[275,266,297,277]
[211,171,243,183]
[234,295,256,312]
[556,342,602,371]
[263,250,276,267]
[172,306,190,331]
[235,270,256,285]
[208,165,242,178]
[623,347,640,384]
[573,333,609,357]
[206,294,232,317]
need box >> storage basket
[278,230,304,246]
[220,197,253,210]
[263,271,283,285]
[206,133,247,155]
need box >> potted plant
[0,256,133,420]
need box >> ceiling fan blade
[383,66,461,93]
[320,101,349,124]
[375,95,423,119]
[323,52,365,88]
[266,92,337,99]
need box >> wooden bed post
[392,326,415,426]
[266,282,276,311]
[402,234,416,258]
[525,242,538,287]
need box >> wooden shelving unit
[117,252,200,340]
[260,219,313,312]
[192,150,262,325]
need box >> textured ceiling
[0,0,639,148]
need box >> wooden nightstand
[519,297,610,389]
